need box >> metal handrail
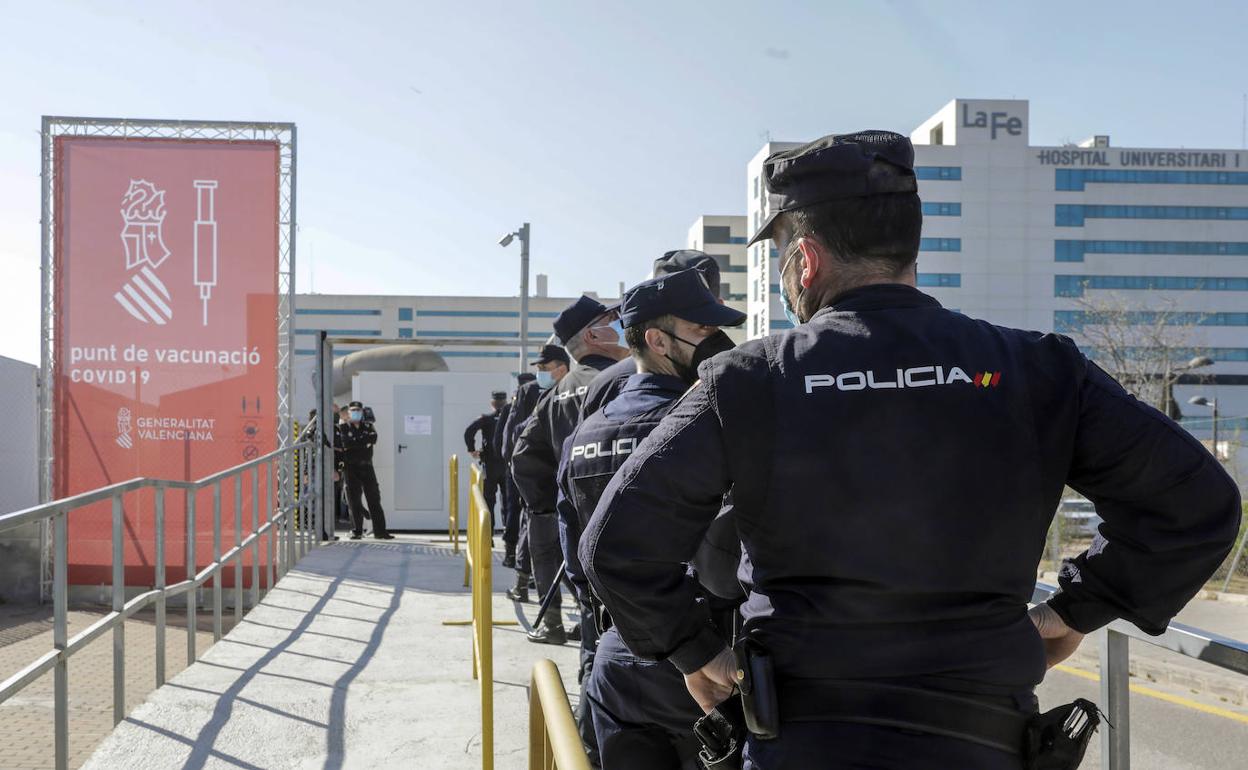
[1032,582,1248,769]
[528,659,591,770]
[0,442,322,770]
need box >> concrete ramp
[82,538,581,770]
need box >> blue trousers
[585,628,704,770]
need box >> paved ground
[0,604,239,770]
[77,536,580,770]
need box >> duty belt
[780,679,1029,755]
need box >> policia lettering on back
[581,130,1240,769]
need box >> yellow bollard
[441,460,516,770]
[449,455,459,554]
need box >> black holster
[734,638,779,740]
[693,692,746,768]
[1022,698,1100,770]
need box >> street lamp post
[499,223,531,375]
[1187,395,1220,461]
[1162,355,1214,419]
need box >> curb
[1067,647,1248,707]
[1194,590,1248,605]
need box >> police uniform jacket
[491,401,511,460]
[558,372,689,592]
[334,421,377,466]
[581,284,1241,694]
[579,357,637,421]
[464,408,502,465]
[513,354,617,513]
[501,381,543,462]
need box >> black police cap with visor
[552,295,619,346]
[653,249,722,298]
[619,268,746,329]
[747,130,918,246]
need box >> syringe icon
[193,180,219,326]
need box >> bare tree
[1067,291,1206,415]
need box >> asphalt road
[1037,662,1248,769]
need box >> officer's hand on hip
[684,647,736,714]
[1029,602,1085,669]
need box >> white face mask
[590,319,628,351]
[535,370,556,389]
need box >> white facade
[295,291,619,369]
[747,142,800,339]
[292,292,617,415]
[0,355,41,601]
[686,214,748,342]
[744,99,1248,450]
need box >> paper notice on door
[404,414,432,435]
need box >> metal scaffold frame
[38,116,297,602]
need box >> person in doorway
[335,400,394,541]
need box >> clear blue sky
[2,0,1246,364]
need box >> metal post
[268,459,278,586]
[519,222,530,373]
[300,486,307,557]
[251,468,260,606]
[454,454,464,556]
[1101,627,1131,770]
[112,493,125,725]
[319,331,334,544]
[53,509,68,770]
[479,492,493,770]
[1222,529,1247,594]
[1212,400,1220,462]
[212,481,222,642]
[38,119,54,607]
[235,476,243,621]
[285,457,295,573]
[186,488,197,665]
[155,487,166,687]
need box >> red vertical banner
[53,137,281,584]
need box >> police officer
[581,131,1242,769]
[505,345,570,599]
[582,251,729,419]
[560,268,744,769]
[495,373,536,568]
[580,251,727,420]
[463,390,508,529]
[335,401,394,541]
[514,296,628,644]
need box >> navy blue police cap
[553,295,617,345]
[653,250,722,299]
[517,372,536,384]
[748,130,918,246]
[620,268,746,329]
[532,344,570,366]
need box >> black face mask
[662,329,736,385]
